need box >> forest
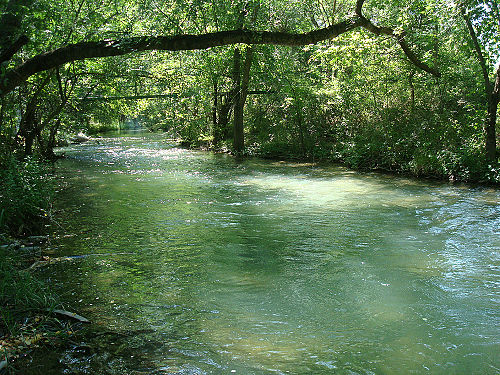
[0,0,498,178]
[0,0,499,373]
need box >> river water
[29,132,499,374]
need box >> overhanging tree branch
[356,1,441,77]
[460,7,491,93]
[0,0,441,97]
[0,20,358,97]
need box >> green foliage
[0,153,54,236]
[0,245,57,335]
[0,0,498,183]
[332,109,494,182]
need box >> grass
[0,244,58,337]
[0,153,65,370]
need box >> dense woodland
[0,0,499,234]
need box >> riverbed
[28,131,500,374]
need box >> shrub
[0,154,54,237]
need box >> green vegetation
[0,155,56,365]
[0,153,54,236]
[0,1,497,369]
[0,145,56,361]
[0,0,499,182]
[0,244,57,336]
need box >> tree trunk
[232,47,244,154]
[212,80,231,147]
[232,46,254,155]
[462,8,498,164]
[0,97,5,132]
[212,80,218,142]
[42,118,61,159]
[18,102,38,156]
[486,65,500,164]
[297,104,306,157]
[485,95,497,163]
[217,95,232,141]
[240,47,254,106]
[409,70,415,110]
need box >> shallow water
[30,132,499,374]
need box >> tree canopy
[0,0,498,181]
[0,0,442,96]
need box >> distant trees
[0,0,498,181]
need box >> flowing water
[28,132,499,374]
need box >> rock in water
[72,132,91,143]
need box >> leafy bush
[248,100,499,184]
[0,154,54,237]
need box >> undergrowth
[0,245,58,337]
[0,152,54,237]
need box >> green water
[32,132,499,374]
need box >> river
[27,131,499,374]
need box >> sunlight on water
[25,132,500,374]
[240,173,436,210]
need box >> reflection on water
[27,132,500,374]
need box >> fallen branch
[27,252,134,270]
[27,256,80,270]
[48,309,90,323]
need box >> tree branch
[0,35,29,65]
[461,7,491,94]
[0,19,361,96]
[355,5,441,78]
[355,0,366,17]
[395,33,441,78]
[0,0,441,96]
[494,65,500,98]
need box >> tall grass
[0,246,58,336]
[0,150,58,335]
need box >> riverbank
[0,152,85,372]
[182,138,500,186]
[0,235,53,370]
[0,234,92,373]
[251,144,500,185]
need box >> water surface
[32,132,499,374]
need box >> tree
[460,0,500,164]
[0,0,440,98]
[2,0,495,181]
